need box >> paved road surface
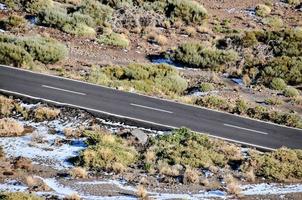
[1,65,301,150]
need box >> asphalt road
[0,65,301,150]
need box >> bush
[243,148,302,181]
[183,167,199,184]
[265,97,284,106]
[166,0,208,24]
[270,78,287,90]
[1,14,27,30]
[149,128,242,169]
[80,130,138,171]
[98,32,130,48]
[200,82,214,92]
[283,87,300,97]
[25,0,53,14]
[285,0,301,5]
[63,23,96,37]
[255,4,271,17]
[262,57,302,85]
[233,99,248,114]
[0,192,43,200]
[195,95,229,111]
[17,37,68,64]
[70,167,88,178]
[0,42,33,67]
[0,118,24,137]
[34,107,60,121]
[172,42,238,70]
[88,64,188,96]
[262,16,283,29]
[0,96,14,116]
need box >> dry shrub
[31,132,44,143]
[0,95,14,116]
[200,177,210,186]
[25,176,50,191]
[34,107,60,121]
[0,118,24,137]
[64,193,81,200]
[111,162,126,174]
[225,174,242,197]
[146,32,168,46]
[64,127,80,138]
[245,168,256,182]
[158,161,179,177]
[183,167,199,184]
[70,167,88,179]
[145,150,156,163]
[136,185,148,200]
[183,26,196,36]
[25,176,39,187]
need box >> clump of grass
[224,174,242,197]
[64,193,81,200]
[255,4,271,17]
[146,32,168,46]
[0,96,15,116]
[200,82,214,92]
[0,192,43,200]
[136,185,148,200]
[98,32,130,48]
[0,118,24,137]
[242,148,302,182]
[270,78,287,91]
[158,161,180,177]
[283,87,300,97]
[262,16,283,29]
[80,130,138,172]
[183,167,199,184]
[70,167,88,179]
[196,95,229,111]
[34,107,60,121]
[265,97,284,106]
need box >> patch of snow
[0,119,87,170]
[0,3,7,10]
[0,29,5,33]
[20,102,38,110]
[242,183,302,196]
[0,180,28,192]
[231,78,244,86]
[43,178,78,196]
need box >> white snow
[0,119,87,170]
[0,180,28,192]
[0,3,7,10]
[242,183,302,196]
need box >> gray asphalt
[0,65,301,150]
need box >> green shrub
[247,105,269,120]
[270,78,287,90]
[25,0,53,14]
[79,0,113,26]
[0,42,33,67]
[241,32,258,47]
[172,42,238,70]
[200,82,214,92]
[285,0,301,5]
[283,87,300,97]
[37,8,70,29]
[166,0,208,24]
[16,37,68,64]
[233,99,248,114]
[63,23,96,37]
[244,148,302,181]
[0,192,43,200]
[265,97,284,106]
[262,16,283,29]
[270,111,302,128]
[98,32,130,48]
[80,130,138,171]
[255,4,271,17]
[195,95,229,111]
[149,128,242,169]
[87,63,187,95]
[70,12,96,28]
[262,57,302,85]
[1,14,27,30]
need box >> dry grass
[0,95,14,116]
[31,132,44,143]
[34,107,60,121]
[183,26,197,36]
[146,32,168,46]
[245,168,256,182]
[25,176,39,187]
[136,185,148,200]
[64,127,80,138]
[183,167,199,184]
[0,118,24,137]
[64,193,81,200]
[145,150,156,163]
[111,162,126,174]
[225,174,242,197]
[158,162,179,177]
[70,167,88,179]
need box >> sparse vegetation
[270,78,287,91]
[200,82,214,92]
[70,167,88,178]
[0,192,43,200]
[34,107,60,121]
[283,87,300,97]
[88,64,188,96]
[0,118,24,137]
[0,96,14,116]
[98,32,130,48]
[79,130,138,172]
[255,4,271,17]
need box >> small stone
[130,129,148,145]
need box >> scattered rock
[130,129,148,145]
